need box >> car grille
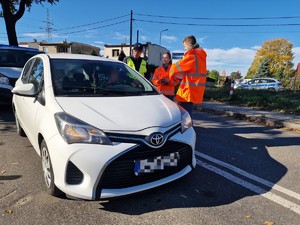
[96,141,192,197]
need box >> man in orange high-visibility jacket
[169,35,207,117]
[152,52,179,100]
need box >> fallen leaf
[1,170,6,174]
[264,221,275,225]
[5,209,13,214]
[245,215,251,219]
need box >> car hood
[0,67,22,78]
[55,95,181,132]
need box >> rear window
[0,49,41,68]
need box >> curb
[197,106,300,132]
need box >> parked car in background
[233,79,251,89]
[239,78,284,91]
[0,44,43,104]
[12,53,196,200]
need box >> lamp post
[159,29,168,46]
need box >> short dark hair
[183,35,197,45]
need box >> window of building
[58,46,68,53]
[112,49,120,57]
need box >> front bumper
[46,127,196,200]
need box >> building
[19,39,40,49]
[171,51,184,63]
[19,40,100,56]
[104,42,168,67]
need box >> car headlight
[54,112,112,145]
[0,73,10,85]
[179,106,192,133]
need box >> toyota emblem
[149,133,164,146]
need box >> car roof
[46,53,119,63]
[0,44,42,52]
[252,78,277,80]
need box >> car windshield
[51,59,158,97]
[0,49,41,67]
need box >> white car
[239,78,284,91]
[12,53,196,200]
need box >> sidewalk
[197,101,300,131]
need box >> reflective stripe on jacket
[152,65,179,96]
[169,48,207,104]
[126,57,147,76]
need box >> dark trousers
[165,95,174,101]
[178,102,193,117]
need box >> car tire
[14,110,26,137]
[40,140,63,197]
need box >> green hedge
[204,87,300,115]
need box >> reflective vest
[169,48,207,104]
[152,65,179,96]
[126,57,147,76]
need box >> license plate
[134,152,180,176]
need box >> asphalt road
[1,105,300,225]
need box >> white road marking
[195,151,300,201]
[196,159,300,215]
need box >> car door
[13,57,36,128]
[18,57,45,146]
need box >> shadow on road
[0,104,15,133]
[0,175,22,181]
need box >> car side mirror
[12,83,36,96]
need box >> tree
[254,57,271,78]
[207,70,219,83]
[230,71,241,80]
[0,0,59,46]
[91,50,98,56]
[246,38,294,80]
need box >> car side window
[21,58,36,83]
[28,58,44,93]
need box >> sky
[1,0,300,77]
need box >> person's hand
[161,78,169,85]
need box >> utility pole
[136,30,139,43]
[45,9,53,43]
[159,29,168,46]
[129,10,133,56]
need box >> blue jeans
[178,102,193,117]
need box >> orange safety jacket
[152,65,179,96]
[169,47,207,104]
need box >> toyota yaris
[12,53,196,200]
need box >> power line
[134,19,300,27]
[135,13,300,20]
[58,20,129,35]
[54,14,130,31]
